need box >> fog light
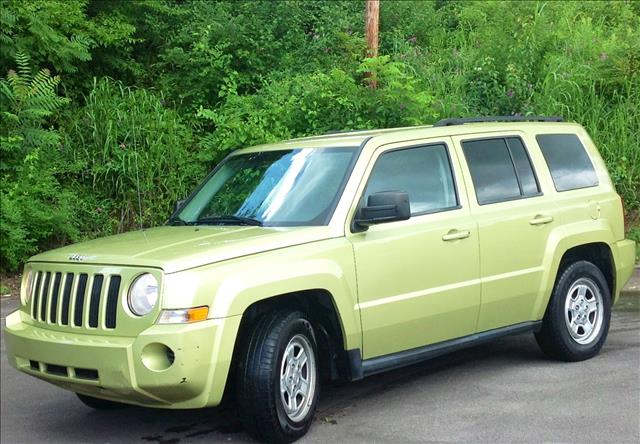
[141,343,175,371]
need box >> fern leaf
[15,51,31,80]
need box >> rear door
[452,132,559,331]
[348,138,481,359]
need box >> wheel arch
[209,256,361,347]
[558,243,614,298]
[232,289,356,383]
[532,224,617,320]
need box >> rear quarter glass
[536,134,599,192]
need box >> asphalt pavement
[1,271,639,444]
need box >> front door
[348,139,481,359]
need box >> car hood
[29,225,337,273]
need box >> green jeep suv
[5,116,636,443]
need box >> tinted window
[536,134,598,191]
[462,137,540,205]
[365,144,458,215]
[507,137,540,196]
[462,139,520,204]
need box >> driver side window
[364,144,458,215]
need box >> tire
[535,260,611,361]
[76,393,128,410]
[237,310,320,443]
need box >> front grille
[45,363,68,377]
[30,270,122,330]
[26,359,99,381]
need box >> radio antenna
[131,109,144,230]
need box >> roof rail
[325,129,359,135]
[434,116,564,127]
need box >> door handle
[529,215,554,226]
[442,230,470,241]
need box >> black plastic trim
[88,274,104,328]
[49,272,62,323]
[75,368,99,380]
[45,363,68,377]
[360,321,542,377]
[435,116,563,126]
[73,274,88,327]
[346,349,364,381]
[105,275,121,329]
[31,271,42,319]
[40,272,51,322]
[60,273,74,325]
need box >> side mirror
[354,191,410,230]
[174,199,186,212]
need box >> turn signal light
[157,306,209,324]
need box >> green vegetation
[1,0,638,271]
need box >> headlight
[22,270,34,306]
[127,273,158,316]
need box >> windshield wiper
[168,216,192,226]
[196,215,263,227]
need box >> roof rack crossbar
[434,116,564,127]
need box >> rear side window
[365,144,458,215]
[536,134,598,191]
[462,137,540,205]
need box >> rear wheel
[76,393,128,410]
[535,260,611,361]
[237,310,319,443]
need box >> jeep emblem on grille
[68,254,94,261]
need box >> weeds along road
[2,270,639,444]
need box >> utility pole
[365,0,379,89]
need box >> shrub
[1,0,638,270]
[0,52,78,270]
[198,56,435,161]
[64,78,202,234]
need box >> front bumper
[4,310,242,409]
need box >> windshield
[174,147,358,227]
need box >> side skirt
[348,321,542,380]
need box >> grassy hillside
[1,0,638,270]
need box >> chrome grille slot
[73,274,88,327]
[39,272,51,322]
[60,273,74,325]
[50,272,62,323]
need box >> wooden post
[365,0,379,89]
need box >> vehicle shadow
[45,332,549,444]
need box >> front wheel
[237,310,319,443]
[535,260,611,361]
